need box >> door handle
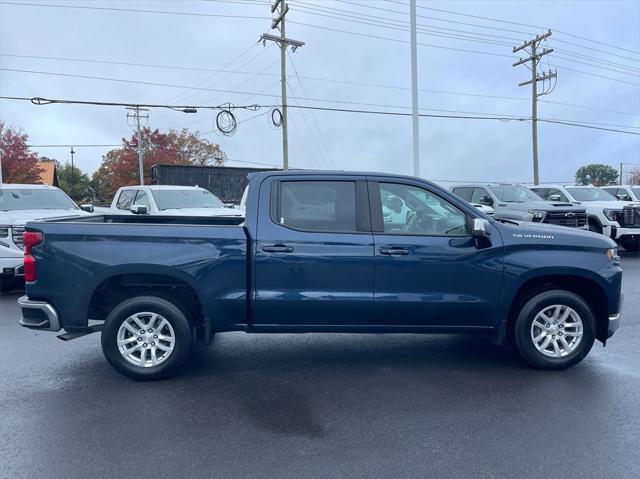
[262,244,294,253]
[379,247,409,256]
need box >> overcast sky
[1,0,638,187]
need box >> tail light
[23,231,43,282]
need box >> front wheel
[512,290,596,370]
[620,239,639,252]
[101,295,194,380]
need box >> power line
[549,63,640,86]
[3,96,639,134]
[0,1,271,19]
[385,0,640,56]
[4,52,636,116]
[28,144,121,148]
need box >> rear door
[370,178,504,328]
[253,175,374,328]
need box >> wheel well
[507,275,609,341]
[88,273,204,327]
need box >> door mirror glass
[130,204,149,215]
[548,194,561,201]
[79,204,94,213]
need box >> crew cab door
[253,176,374,328]
[369,178,504,328]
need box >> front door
[253,176,374,329]
[370,179,504,328]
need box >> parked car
[18,171,623,379]
[450,184,587,228]
[601,185,640,202]
[531,185,640,252]
[108,185,244,217]
[0,184,93,292]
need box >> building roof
[37,161,59,186]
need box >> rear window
[275,181,357,232]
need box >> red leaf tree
[91,128,226,202]
[0,122,44,183]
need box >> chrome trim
[18,296,61,331]
[609,313,621,321]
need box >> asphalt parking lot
[1,252,638,479]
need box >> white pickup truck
[104,185,244,217]
[0,184,93,292]
[530,185,640,252]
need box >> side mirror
[130,204,148,215]
[479,195,493,206]
[616,194,629,201]
[80,204,94,213]
[472,218,491,238]
[548,194,562,201]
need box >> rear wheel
[101,295,194,380]
[512,290,596,370]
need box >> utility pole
[70,146,75,198]
[260,0,304,170]
[620,162,623,185]
[513,30,556,186]
[0,148,3,184]
[410,0,420,177]
[126,106,149,184]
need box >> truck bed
[24,215,248,332]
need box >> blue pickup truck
[18,171,623,380]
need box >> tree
[0,122,44,183]
[575,164,619,187]
[91,128,226,202]
[629,168,640,185]
[58,162,92,202]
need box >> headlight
[607,248,620,263]
[528,209,545,221]
[0,225,9,237]
[603,208,622,221]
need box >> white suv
[530,185,640,252]
[0,184,92,292]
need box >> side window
[451,187,472,201]
[470,187,493,206]
[116,190,136,210]
[378,183,468,236]
[134,190,151,209]
[547,188,569,202]
[276,181,357,232]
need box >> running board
[57,323,103,341]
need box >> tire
[588,220,602,235]
[512,290,596,370]
[101,295,194,380]
[0,279,12,294]
[620,239,639,252]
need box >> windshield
[488,185,543,202]
[0,188,78,211]
[565,187,617,202]
[631,187,640,200]
[151,189,225,210]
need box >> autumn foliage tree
[91,128,226,201]
[575,164,619,187]
[0,121,44,183]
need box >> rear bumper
[18,296,61,331]
[607,293,623,339]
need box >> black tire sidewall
[514,290,596,370]
[101,296,193,380]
